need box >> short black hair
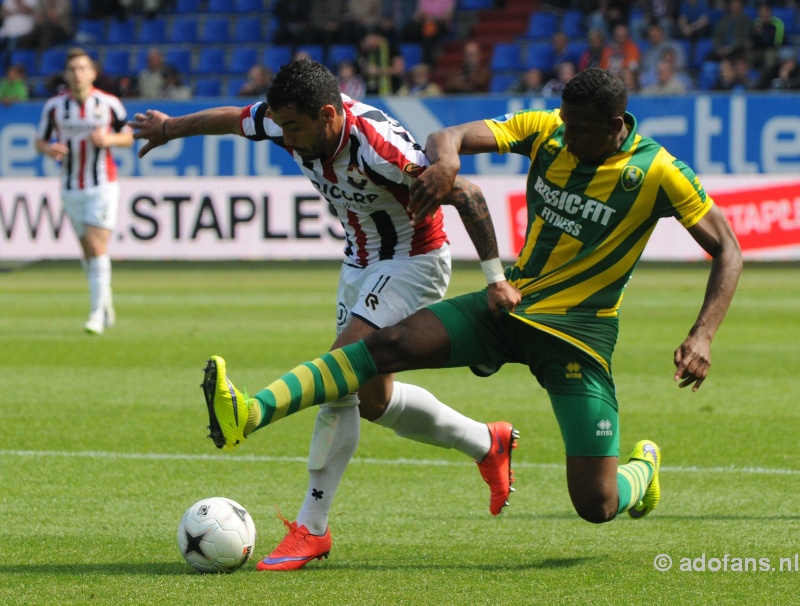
[266,59,343,117]
[561,68,627,120]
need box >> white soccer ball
[177,497,256,573]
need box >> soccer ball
[177,497,256,573]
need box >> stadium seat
[138,18,168,44]
[107,19,135,43]
[773,7,798,36]
[174,0,202,12]
[458,0,493,9]
[201,17,230,43]
[171,17,199,43]
[165,48,193,74]
[560,10,584,38]
[691,38,714,68]
[40,48,68,77]
[206,0,231,13]
[295,44,325,63]
[399,43,423,68]
[262,45,292,72]
[75,19,106,44]
[132,48,149,73]
[523,42,555,72]
[232,18,262,43]
[490,73,517,93]
[565,41,588,65]
[234,0,264,12]
[525,11,559,41]
[226,77,247,96]
[9,49,39,76]
[698,61,720,90]
[326,44,357,69]
[102,49,131,76]
[228,47,259,74]
[491,42,521,71]
[194,47,226,75]
[194,78,222,96]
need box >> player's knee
[357,397,387,421]
[572,495,618,524]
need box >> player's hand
[46,141,69,161]
[487,280,521,316]
[673,333,712,392]
[89,128,111,148]
[409,164,456,225]
[129,109,170,157]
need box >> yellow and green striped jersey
[485,108,712,368]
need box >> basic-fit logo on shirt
[620,166,644,191]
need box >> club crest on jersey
[620,166,644,191]
[346,164,368,189]
[402,162,425,178]
[543,138,562,156]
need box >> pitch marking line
[0,449,798,475]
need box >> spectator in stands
[341,0,384,44]
[713,51,755,91]
[618,65,640,93]
[309,0,346,49]
[336,59,366,98]
[137,47,167,99]
[551,31,577,75]
[0,0,39,65]
[580,0,633,37]
[579,28,606,71]
[356,30,405,94]
[750,1,785,70]
[444,40,490,94]
[600,23,641,78]
[118,0,162,20]
[677,0,711,53]
[637,0,680,38]
[35,0,73,50]
[759,45,800,90]
[378,0,417,45]
[641,56,688,94]
[162,65,191,100]
[396,62,442,96]
[238,64,274,98]
[542,60,576,97]
[639,22,687,87]
[273,0,313,46]
[404,0,455,64]
[0,62,29,104]
[93,59,121,96]
[708,0,752,62]
[506,66,544,95]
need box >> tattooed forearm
[444,178,500,261]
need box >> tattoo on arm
[445,180,500,261]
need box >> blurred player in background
[130,59,520,570]
[203,67,742,532]
[36,47,133,334]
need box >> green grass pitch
[0,260,798,605]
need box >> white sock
[374,381,491,461]
[296,398,360,535]
[87,255,111,315]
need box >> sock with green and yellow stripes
[616,459,654,515]
[246,341,378,434]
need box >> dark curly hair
[562,68,627,120]
[266,59,343,117]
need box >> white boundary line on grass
[1,449,799,475]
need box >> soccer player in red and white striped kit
[36,47,134,334]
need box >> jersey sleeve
[36,98,56,141]
[239,101,284,143]
[657,157,713,228]
[483,109,558,157]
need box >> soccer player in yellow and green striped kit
[204,68,742,527]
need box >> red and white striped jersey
[37,88,130,191]
[239,95,448,267]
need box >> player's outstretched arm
[674,204,743,391]
[129,107,244,158]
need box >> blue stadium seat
[525,11,559,41]
[691,37,714,68]
[174,0,202,12]
[326,44,357,69]
[523,42,555,72]
[560,10,584,38]
[226,77,247,96]
[262,45,292,72]
[75,19,106,44]
[773,7,798,35]
[9,49,39,76]
[295,44,325,63]
[233,18,262,43]
[698,61,720,90]
[194,47,226,75]
[458,0,493,9]
[201,17,230,43]
[171,17,199,43]
[234,0,263,11]
[139,19,168,44]
[194,78,222,96]
[491,42,521,71]
[399,43,422,67]
[102,49,131,76]
[490,73,517,93]
[206,0,230,13]
[165,48,193,74]
[107,20,135,43]
[133,48,150,73]
[565,41,588,65]
[228,47,259,74]
[40,48,68,77]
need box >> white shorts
[62,182,120,238]
[336,244,452,334]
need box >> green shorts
[428,291,620,457]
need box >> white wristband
[480,258,505,284]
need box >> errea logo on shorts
[565,362,582,379]
[596,419,613,437]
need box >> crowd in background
[1,0,799,104]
